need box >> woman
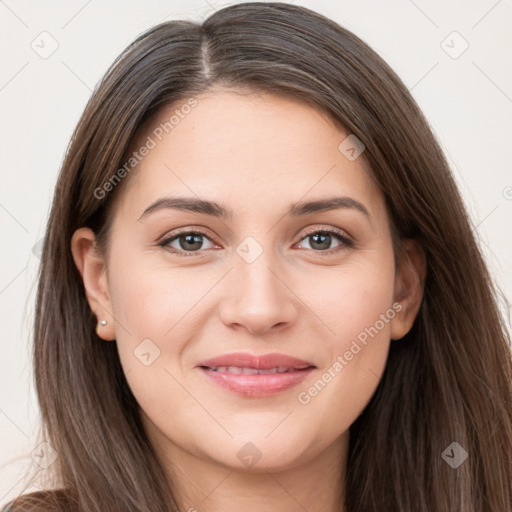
[3,2,511,511]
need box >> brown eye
[158,230,217,256]
[296,228,353,253]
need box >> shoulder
[1,489,77,512]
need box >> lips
[206,366,297,375]
[196,352,316,397]
[196,352,315,371]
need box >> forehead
[115,89,386,225]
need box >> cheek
[295,250,396,424]
[301,239,396,344]
[106,259,196,421]
[106,252,219,384]
[331,265,395,345]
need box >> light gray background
[1,0,511,503]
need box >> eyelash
[157,226,354,257]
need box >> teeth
[209,366,297,374]
[241,367,259,375]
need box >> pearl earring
[98,320,107,327]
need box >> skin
[71,88,425,512]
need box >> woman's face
[73,89,419,476]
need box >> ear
[390,238,426,341]
[70,227,116,341]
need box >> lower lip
[198,367,315,397]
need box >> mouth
[196,352,316,397]
[201,365,311,374]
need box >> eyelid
[157,224,353,256]
[298,225,352,243]
[157,226,219,253]
[294,225,353,254]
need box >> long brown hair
[3,2,511,511]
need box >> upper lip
[197,352,315,370]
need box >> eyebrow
[137,195,370,222]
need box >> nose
[219,250,298,336]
